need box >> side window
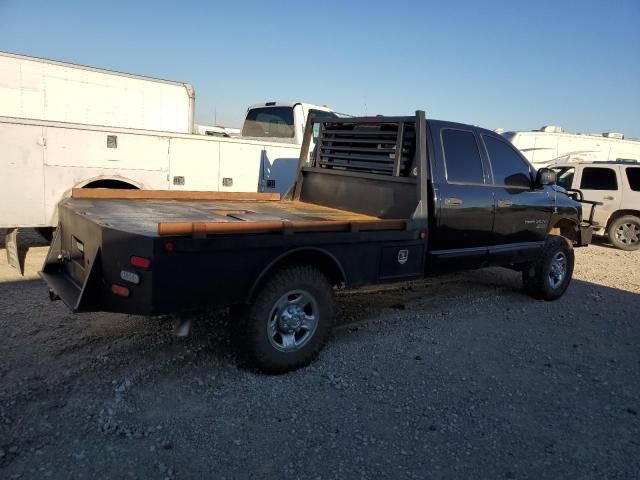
[553,167,575,190]
[580,167,618,190]
[482,135,532,188]
[442,129,484,184]
[626,167,640,191]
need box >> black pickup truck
[41,111,595,372]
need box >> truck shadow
[590,236,628,251]
[1,267,637,379]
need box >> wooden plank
[158,220,287,236]
[157,218,406,236]
[72,188,281,201]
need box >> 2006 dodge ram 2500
[41,111,596,373]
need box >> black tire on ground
[241,265,335,374]
[607,215,640,251]
[36,227,54,242]
[522,235,575,301]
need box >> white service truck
[0,51,338,253]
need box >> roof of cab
[246,101,334,112]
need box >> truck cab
[220,101,340,196]
[241,101,338,145]
[428,121,559,269]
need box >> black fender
[246,246,346,303]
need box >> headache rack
[312,116,417,177]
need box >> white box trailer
[503,127,640,167]
[0,51,195,133]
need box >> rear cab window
[242,107,295,138]
[626,167,640,191]
[579,167,618,190]
[482,135,532,188]
[442,129,485,184]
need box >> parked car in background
[553,161,640,250]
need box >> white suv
[553,161,640,250]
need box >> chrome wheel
[267,290,319,352]
[548,252,567,289]
[615,222,640,246]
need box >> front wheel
[242,265,335,373]
[607,215,640,251]
[522,235,575,301]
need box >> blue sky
[1,0,638,137]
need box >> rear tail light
[130,256,151,269]
[111,284,130,297]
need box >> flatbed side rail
[157,219,408,236]
[72,188,281,201]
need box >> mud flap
[39,226,102,312]
[578,224,593,246]
[5,228,26,275]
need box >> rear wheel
[608,215,640,251]
[241,265,335,373]
[522,235,575,301]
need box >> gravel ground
[0,229,639,479]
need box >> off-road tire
[607,215,640,251]
[242,265,335,374]
[522,235,574,301]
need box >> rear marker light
[111,284,130,297]
[120,270,140,285]
[130,256,151,269]
[163,242,175,252]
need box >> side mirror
[535,168,557,188]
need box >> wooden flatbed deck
[66,189,405,237]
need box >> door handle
[497,199,513,208]
[603,196,614,200]
[444,197,464,206]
